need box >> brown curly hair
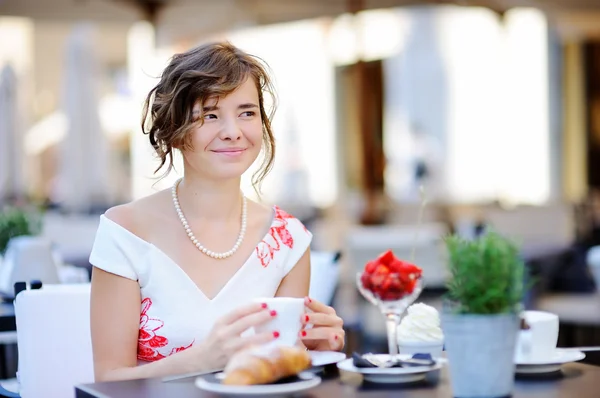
[141,41,277,189]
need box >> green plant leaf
[0,206,42,255]
[443,231,527,314]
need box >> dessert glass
[356,272,424,361]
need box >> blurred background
[1,0,600,380]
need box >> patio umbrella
[0,64,24,202]
[55,24,110,213]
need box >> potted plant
[441,231,526,398]
[0,206,42,255]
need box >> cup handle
[518,330,533,360]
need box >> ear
[171,137,182,150]
[172,135,188,151]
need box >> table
[0,303,16,380]
[76,362,600,398]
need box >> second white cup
[514,310,559,363]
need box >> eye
[203,113,218,120]
[240,111,256,118]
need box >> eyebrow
[202,103,259,112]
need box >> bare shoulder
[104,189,172,238]
[246,199,276,232]
[104,204,136,231]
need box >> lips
[211,148,246,153]
[210,148,247,158]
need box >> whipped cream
[398,303,444,342]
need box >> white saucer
[309,350,347,367]
[515,349,586,374]
[336,354,445,384]
[195,371,321,396]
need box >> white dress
[89,206,312,362]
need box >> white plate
[515,349,586,374]
[336,354,445,384]
[195,371,321,396]
[309,350,347,367]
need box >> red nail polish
[308,297,312,303]
[334,335,339,340]
[304,315,309,322]
[270,310,277,317]
[273,331,280,338]
[261,303,268,309]
[301,331,307,337]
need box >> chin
[210,164,253,181]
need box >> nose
[219,116,242,141]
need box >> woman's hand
[198,302,279,370]
[299,297,345,352]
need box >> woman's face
[183,77,263,182]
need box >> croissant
[222,345,312,385]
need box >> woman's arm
[90,267,215,381]
[274,247,311,298]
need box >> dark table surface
[76,362,600,398]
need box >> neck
[174,175,243,222]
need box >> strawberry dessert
[360,250,423,301]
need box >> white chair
[309,251,341,306]
[14,284,94,398]
[0,236,89,299]
[0,236,60,297]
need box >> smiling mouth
[212,148,246,153]
[211,148,247,156]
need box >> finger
[330,332,345,351]
[304,296,336,315]
[302,312,343,328]
[218,302,269,326]
[230,330,279,352]
[224,308,276,337]
[299,327,344,342]
[301,328,345,351]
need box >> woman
[89,42,344,382]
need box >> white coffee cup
[252,297,305,347]
[514,310,559,363]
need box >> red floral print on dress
[256,206,298,268]
[169,340,194,356]
[137,298,193,361]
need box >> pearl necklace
[171,179,247,259]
